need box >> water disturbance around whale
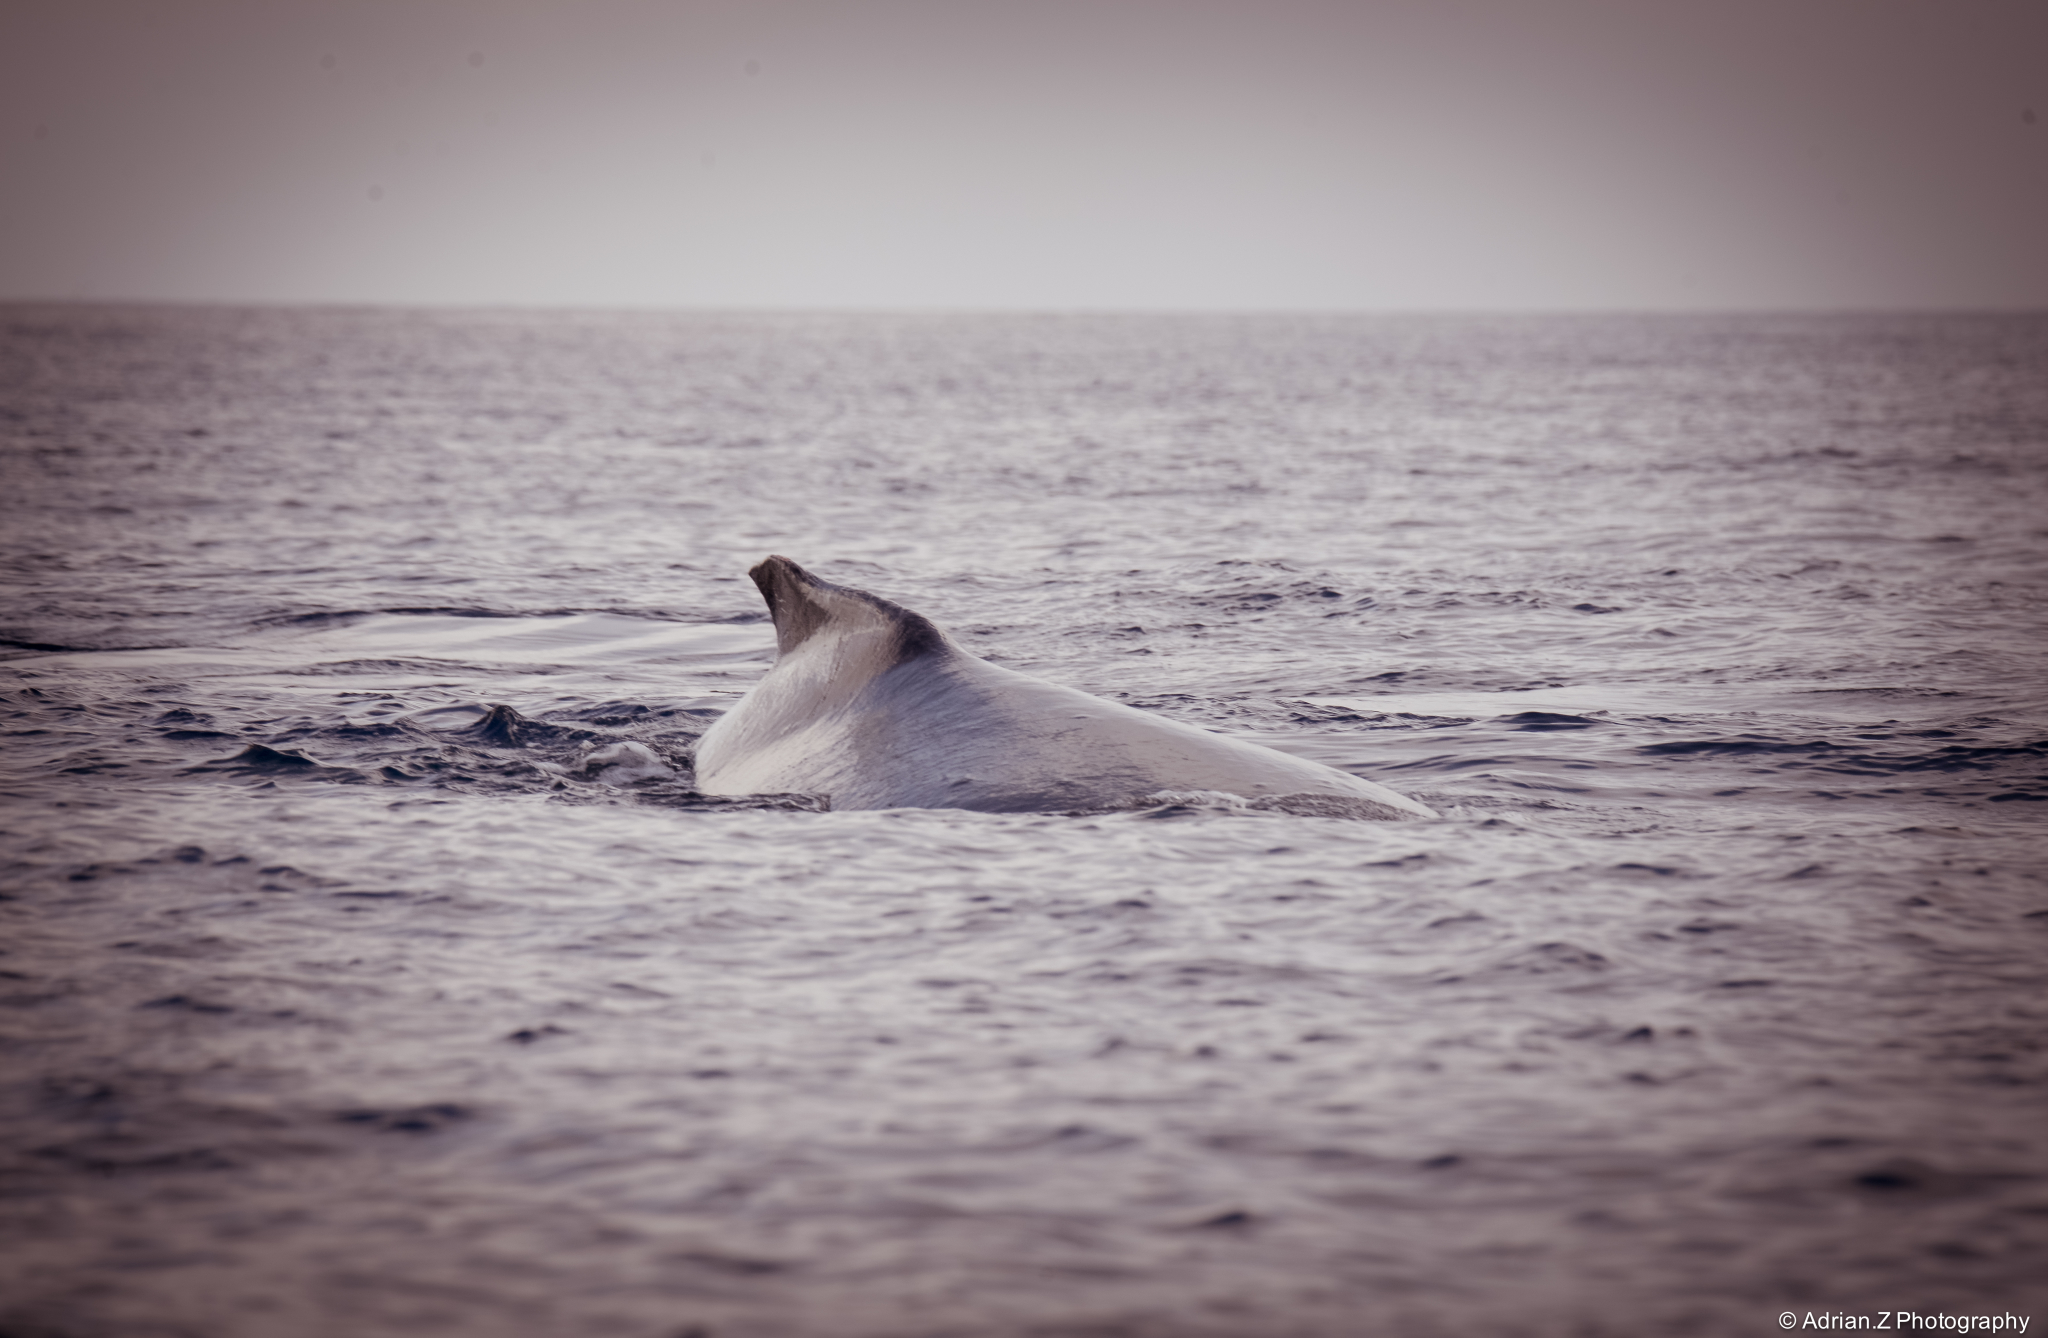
[693,556,1438,817]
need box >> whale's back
[694,557,1435,819]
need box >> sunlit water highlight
[2,308,2046,1337]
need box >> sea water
[2,307,2045,1337]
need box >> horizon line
[6,298,2046,320]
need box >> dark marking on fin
[749,555,948,661]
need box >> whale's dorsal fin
[749,555,949,661]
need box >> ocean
[2,305,2045,1337]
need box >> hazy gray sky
[3,0,2043,309]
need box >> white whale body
[693,556,1437,819]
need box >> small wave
[183,744,369,784]
[1639,734,2048,776]
[1496,711,1603,731]
[1118,789,1425,820]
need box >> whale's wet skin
[696,555,1435,818]
[2,308,2045,1337]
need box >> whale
[692,556,1437,819]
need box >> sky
[2,0,2044,310]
